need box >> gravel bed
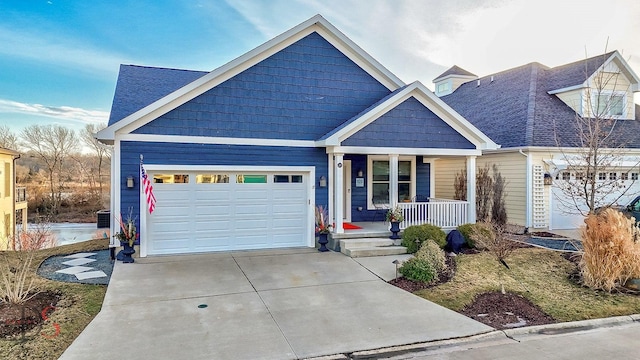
[37,250,114,285]
[526,237,582,252]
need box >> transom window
[153,174,189,184]
[368,156,415,208]
[196,174,229,184]
[237,175,267,184]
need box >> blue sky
[2,0,639,136]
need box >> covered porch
[317,81,499,235]
[327,152,478,235]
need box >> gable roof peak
[433,65,477,82]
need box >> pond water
[28,223,110,247]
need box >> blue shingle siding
[342,97,475,149]
[119,141,328,234]
[416,159,430,197]
[132,32,391,140]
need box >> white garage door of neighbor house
[551,172,640,230]
[147,171,309,255]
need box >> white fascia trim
[322,81,498,150]
[97,15,404,143]
[483,146,640,156]
[327,146,481,156]
[117,133,316,148]
[547,84,584,95]
[433,73,477,83]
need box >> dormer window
[593,91,625,117]
[437,82,450,94]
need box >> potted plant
[386,205,404,240]
[315,205,332,252]
[115,212,138,263]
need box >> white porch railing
[398,198,468,229]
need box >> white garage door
[551,171,640,229]
[147,171,309,255]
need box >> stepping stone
[64,252,97,259]
[62,258,96,266]
[75,270,107,280]
[56,266,94,275]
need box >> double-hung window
[368,156,415,208]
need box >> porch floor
[333,222,390,239]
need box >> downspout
[12,154,20,250]
[519,150,532,229]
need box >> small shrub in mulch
[389,256,456,292]
[0,291,61,340]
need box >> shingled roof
[108,65,208,125]
[440,51,640,149]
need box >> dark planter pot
[118,242,136,263]
[389,221,401,240]
[317,233,329,252]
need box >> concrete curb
[503,315,637,337]
[347,331,508,359]
[310,315,640,360]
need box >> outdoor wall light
[357,169,364,177]
[543,173,553,186]
[126,176,135,189]
[319,175,327,188]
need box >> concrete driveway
[61,248,492,359]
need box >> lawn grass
[417,248,640,322]
[0,239,109,360]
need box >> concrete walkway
[60,248,491,360]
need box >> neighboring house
[0,147,27,250]
[97,15,497,257]
[434,51,640,230]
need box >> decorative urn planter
[119,242,136,263]
[317,233,329,252]
[389,221,401,240]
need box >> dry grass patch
[417,248,640,322]
[1,238,109,360]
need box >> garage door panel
[234,234,269,248]
[235,189,269,201]
[194,219,231,231]
[236,204,269,215]
[148,170,309,255]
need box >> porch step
[339,238,395,249]
[344,246,408,258]
[340,237,407,258]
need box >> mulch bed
[0,291,61,339]
[460,292,556,329]
[388,236,558,329]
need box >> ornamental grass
[580,208,640,292]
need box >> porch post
[334,153,344,234]
[390,154,399,209]
[466,155,476,223]
[327,154,334,228]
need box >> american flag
[141,163,156,214]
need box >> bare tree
[554,50,639,215]
[20,124,78,218]
[80,123,111,204]
[476,164,493,222]
[0,125,19,150]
